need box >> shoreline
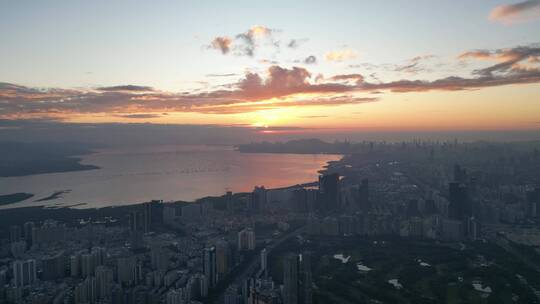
[0,151,343,211]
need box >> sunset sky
[1,0,540,131]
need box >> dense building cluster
[1,141,540,303]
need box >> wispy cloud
[489,0,540,24]
[210,37,232,54]
[97,85,155,92]
[287,38,308,49]
[330,74,364,84]
[114,113,164,119]
[298,115,328,119]
[205,73,238,77]
[208,25,278,57]
[325,49,358,62]
[458,45,540,76]
[393,55,435,74]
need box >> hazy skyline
[1,1,540,131]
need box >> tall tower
[203,247,217,288]
[300,252,313,304]
[449,182,469,219]
[215,240,230,280]
[283,254,299,304]
[260,248,268,276]
[358,178,370,212]
[318,173,340,212]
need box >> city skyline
[1,1,540,131]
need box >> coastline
[0,155,343,230]
[0,144,343,211]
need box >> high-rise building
[9,225,22,243]
[224,284,240,304]
[465,216,481,241]
[449,182,469,219]
[238,228,256,251]
[251,186,268,211]
[203,247,217,288]
[300,252,313,304]
[10,241,26,259]
[151,245,169,271]
[31,220,66,248]
[74,276,97,304]
[283,254,299,304]
[423,199,437,215]
[409,217,424,238]
[527,188,540,218]
[261,248,268,275]
[12,259,36,287]
[70,254,81,277]
[406,199,420,218]
[166,289,185,304]
[117,257,137,286]
[283,253,313,304]
[81,253,95,277]
[143,202,153,233]
[318,173,340,212]
[358,178,370,212]
[23,222,34,247]
[292,188,308,213]
[453,164,467,183]
[95,266,113,300]
[41,252,65,280]
[186,273,207,300]
[128,211,143,232]
[215,239,230,280]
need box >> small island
[34,190,71,202]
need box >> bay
[0,145,340,209]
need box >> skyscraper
[251,186,268,211]
[9,225,21,244]
[300,252,313,304]
[238,228,256,251]
[23,222,34,247]
[283,253,313,304]
[358,178,370,212]
[41,252,65,280]
[283,254,299,304]
[318,173,340,212]
[292,188,309,213]
[453,164,467,183]
[117,257,137,286]
[95,266,113,300]
[449,182,469,219]
[216,239,230,280]
[12,259,36,287]
[261,248,268,276]
[203,247,217,288]
[75,276,97,304]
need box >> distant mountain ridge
[236,138,356,154]
[0,141,99,177]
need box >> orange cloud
[489,0,540,24]
[2,45,540,119]
[325,49,358,62]
[209,25,277,57]
[210,37,232,54]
